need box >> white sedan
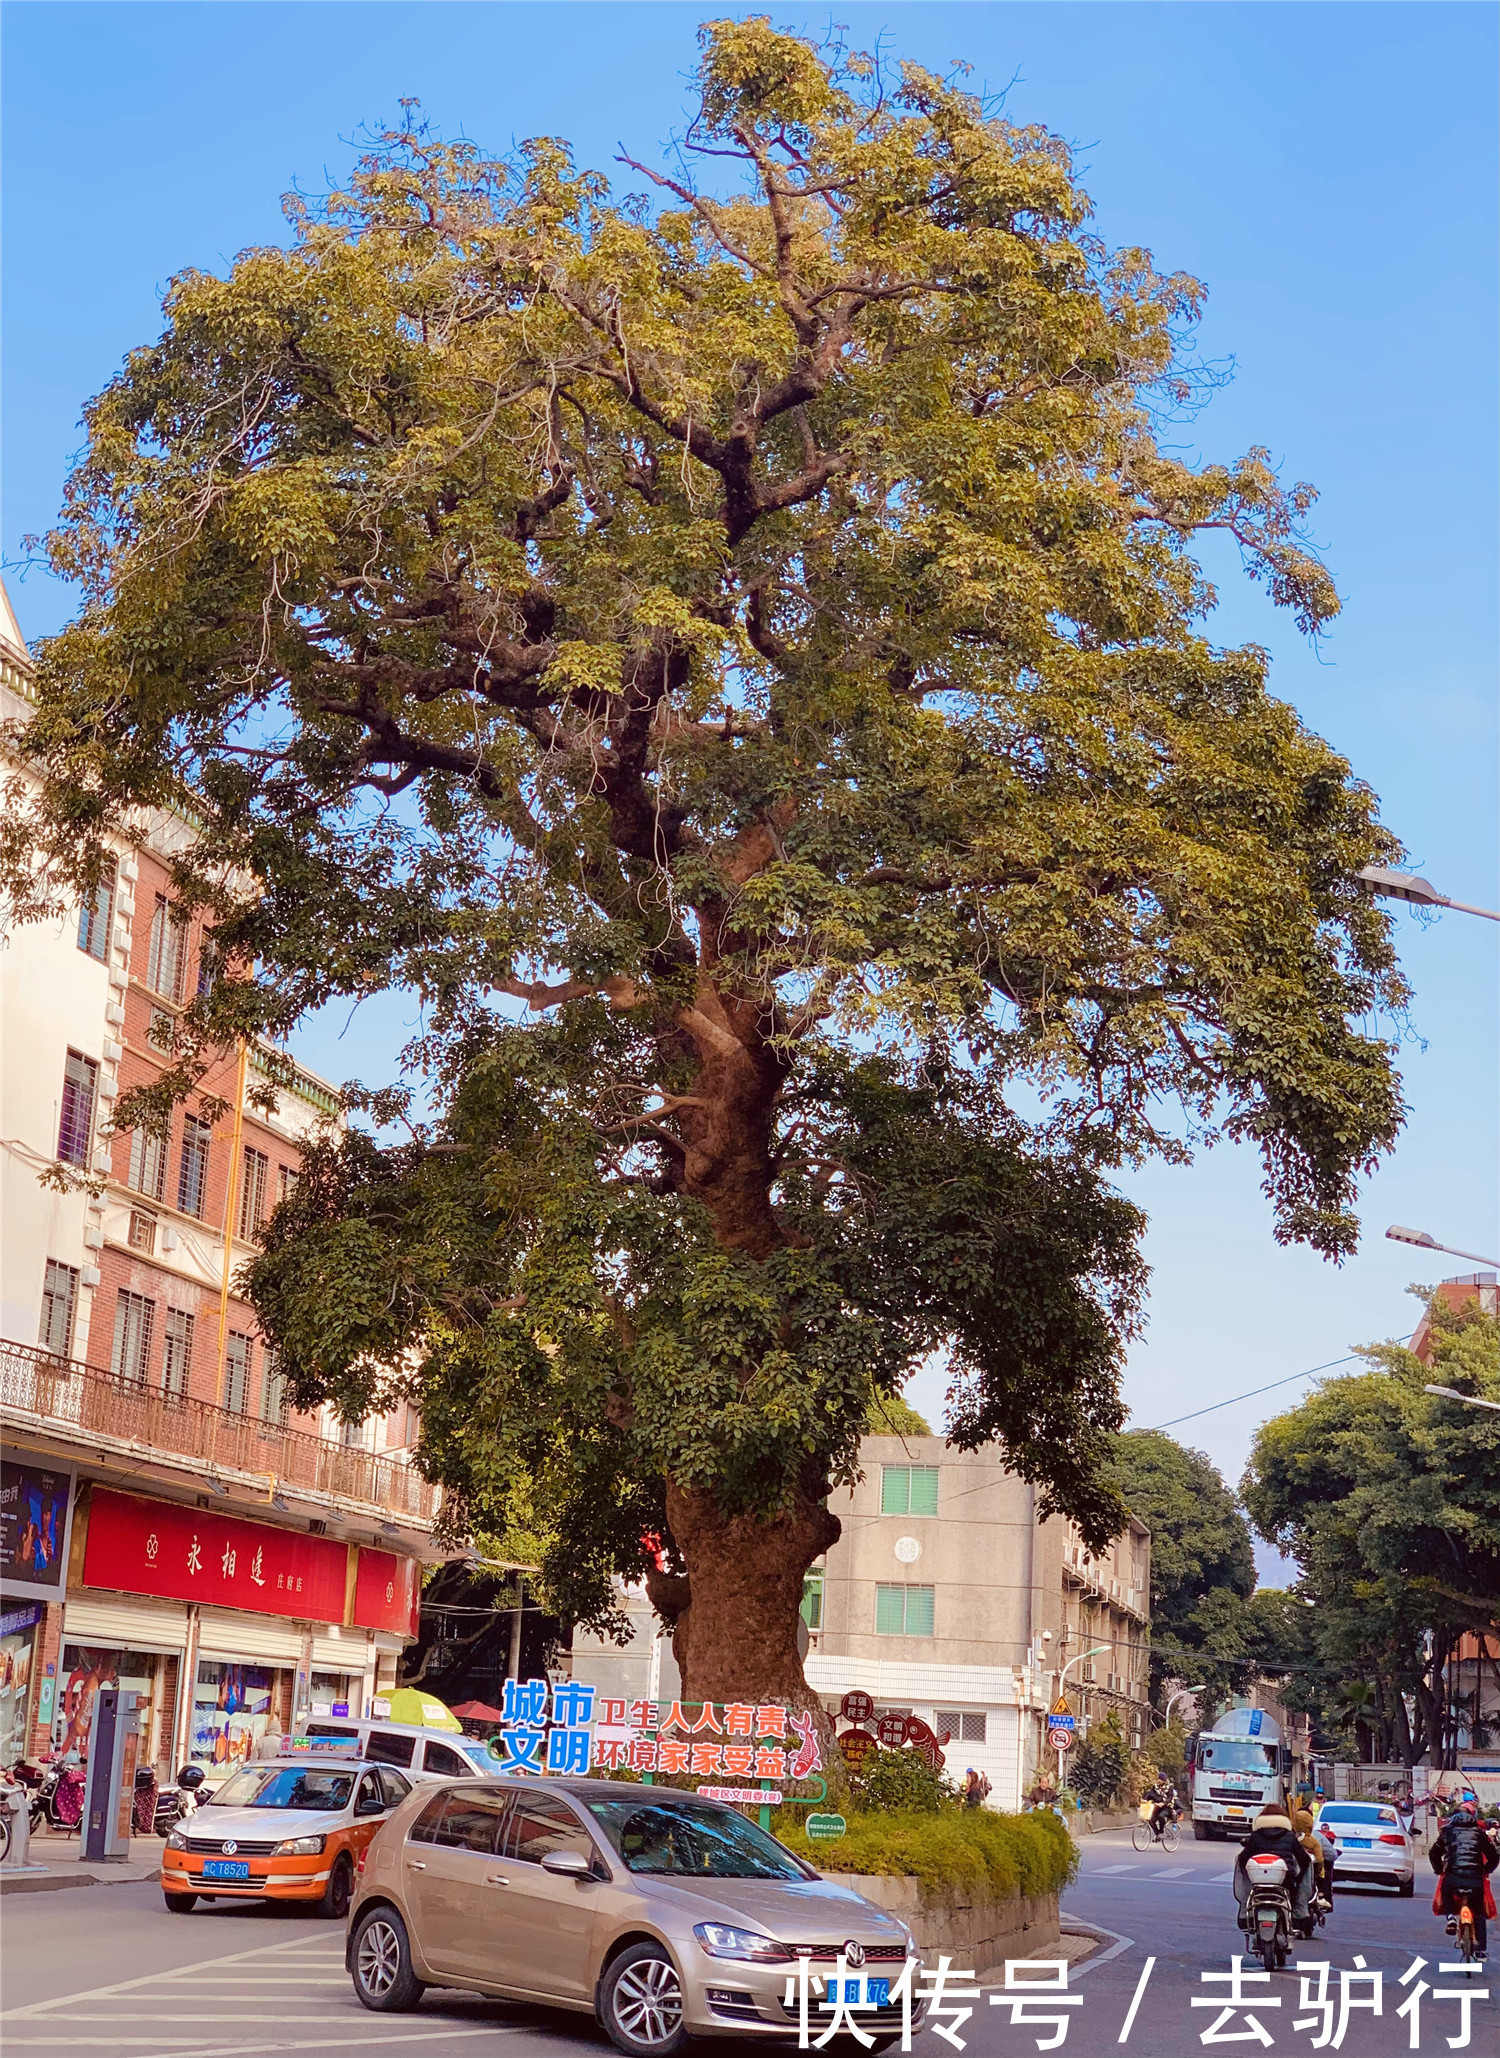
[1314,1801,1416,1894]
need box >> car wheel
[1397,1876,1415,1898]
[602,1942,689,2058]
[351,1905,425,2013]
[163,1893,197,1913]
[1193,1822,1210,1842]
[319,1854,354,1920]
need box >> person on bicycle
[1144,1773,1178,1839]
[1430,1796,1498,1959]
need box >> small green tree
[1072,1710,1131,1808]
[850,1746,957,1814]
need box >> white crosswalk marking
[1154,1867,1193,1880]
[1093,1862,1139,1874]
[0,1928,523,2054]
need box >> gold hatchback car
[346,1777,923,2056]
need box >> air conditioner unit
[105,1001,125,1027]
[1081,1662,1096,1683]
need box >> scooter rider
[1430,1796,1498,1959]
[1234,1798,1314,1929]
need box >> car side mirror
[357,1796,387,1816]
[541,1848,593,1878]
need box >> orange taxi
[162,1754,412,1918]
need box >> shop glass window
[77,869,114,961]
[0,1620,40,1762]
[192,1660,279,1766]
[147,896,186,1001]
[58,1646,171,1766]
[111,1290,156,1386]
[308,1671,352,1716]
[177,1113,211,1217]
[422,1739,472,1778]
[224,1331,252,1413]
[162,1309,194,1397]
[238,1146,269,1239]
[880,1464,938,1517]
[800,1568,824,1630]
[57,1051,98,1167]
[875,1583,935,1637]
[40,1261,79,1356]
[128,1126,167,1201]
[504,1791,594,1867]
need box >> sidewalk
[0,1828,164,1895]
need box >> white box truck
[1189,1706,1288,1840]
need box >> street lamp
[1387,1225,1500,1269]
[1163,1685,1206,1729]
[1357,865,1500,923]
[1424,1384,1500,1414]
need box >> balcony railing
[0,1340,440,1525]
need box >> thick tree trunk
[645,1478,839,1709]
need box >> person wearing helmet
[1430,1795,1498,1958]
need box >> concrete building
[1,582,436,1777]
[1410,1272,1498,1363]
[804,1435,1152,1808]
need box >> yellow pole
[215,1039,249,1407]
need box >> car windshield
[207,1766,356,1811]
[1200,1742,1278,1773]
[588,1799,808,1880]
[1320,1805,1400,1826]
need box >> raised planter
[821,1870,1059,1973]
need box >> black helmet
[177,1763,207,1790]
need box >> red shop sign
[82,1488,350,1624]
[353,1548,420,1637]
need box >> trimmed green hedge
[777,1806,1077,1900]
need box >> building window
[801,1568,824,1631]
[77,869,115,961]
[40,1261,79,1356]
[880,1464,938,1517]
[147,1007,175,1052]
[111,1290,156,1385]
[260,1351,287,1423]
[57,1050,98,1167]
[128,1125,167,1201]
[127,1209,157,1254]
[238,1147,269,1239]
[340,1415,372,1449]
[196,930,218,997]
[177,1114,212,1218]
[162,1309,194,1397]
[146,895,186,1001]
[936,1710,988,1743]
[875,1584,935,1637]
[276,1164,299,1205]
[224,1331,253,1413]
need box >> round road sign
[1049,1727,1074,1753]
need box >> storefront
[61,1485,420,1770]
[1,1454,79,1766]
[0,1601,44,1763]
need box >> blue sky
[5,4,1496,1558]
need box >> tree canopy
[3,21,1408,1700]
[1105,1427,1257,1708]
[1242,1291,1500,1765]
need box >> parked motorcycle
[151,1762,206,1838]
[1240,1852,1294,1970]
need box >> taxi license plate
[203,1860,251,1880]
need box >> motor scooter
[1240,1852,1294,1970]
[151,1762,206,1837]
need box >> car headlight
[273,1834,327,1857]
[166,1827,188,1851]
[693,1923,792,1964]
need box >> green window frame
[875,1584,935,1637]
[800,1568,824,1631]
[879,1464,938,1516]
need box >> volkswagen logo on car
[844,1940,865,1967]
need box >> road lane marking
[1056,1918,1135,1977]
[0,2037,517,2053]
[1154,1867,1193,1879]
[1092,1864,1138,1874]
[0,1934,347,2021]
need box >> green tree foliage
[1071,1709,1131,1807]
[1242,1291,1500,1766]
[866,1392,933,1436]
[849,1745,957,1814]
[3,23,1407,1703]
[1105,1428,1256,1706]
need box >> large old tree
[6,25,1407,1709]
